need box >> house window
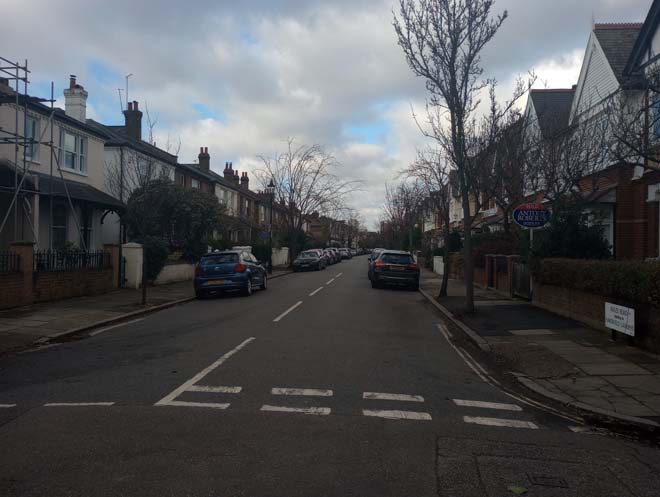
[25,116,39,161]
[59,130,86,172]
[52,203,68,249]
[191,178,200,189]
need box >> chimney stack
[63,75,88,122]
[240,171,249,190]
[233,166,240,185]
[198,146,210,171]
[123,100,142,141]
[223,161,234,179]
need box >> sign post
[513,203,550,297]
[605,302,635,345]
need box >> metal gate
[512,261,531,300]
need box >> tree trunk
[439,224,450,298]
[141,246,147,306]
[461,195,475,314]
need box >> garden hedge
[533,258,660,307]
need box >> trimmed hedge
[533,258,660,307]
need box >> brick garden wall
[33,269,115,303]
[533,281,660,352]
[0,273,30,310]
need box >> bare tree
[255,138,360,257]
[382,181,426,251]
[402,147,452,296]
[393,0,531,312]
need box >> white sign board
[605,303,635,336]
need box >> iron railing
[33,250,111,272]
[0,251,20,273]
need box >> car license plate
[301,264,309,267]
[390,266,404,271]
[207,279,227,285]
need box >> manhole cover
[528,474,569,488]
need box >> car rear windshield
[380,253,413,265]
[200,254,239,265]
[300,252,318,259]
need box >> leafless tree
[402,147,453,296]
[393,0,533,312]
[255,138,360,257]
[382,180,426,251]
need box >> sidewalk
[421,269,660,428]
[0,269,292,355]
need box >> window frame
[25,115,39,161]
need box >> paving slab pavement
[420,270,660,427]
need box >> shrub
[142,236,169,282]
[471,231,518,268]
[533,259,660,307]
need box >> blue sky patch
[192,102,226,122]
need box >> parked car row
[293,246,361,271]
[367,248,420,291]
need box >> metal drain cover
[528,474,569,488]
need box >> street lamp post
[267,179,275,274]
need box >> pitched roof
[625,0,660,75]
[528,88,575,137]
[85,120,178,165]
[593,23,643,84]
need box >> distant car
[370,250,420,290]
[330,248,341,262]
[293,250,327,271]
[339,248,351,259]
[324,248,338,264]
[350,248,357,257]
[194,250,267,298]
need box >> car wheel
[243,279,253,297]
[261,274,267,290]
[371,280,379,289]
[195,290,205,299]
[411,282,420,291]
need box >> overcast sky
[3,0,652,228]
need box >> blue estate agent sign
[513,203,550,229]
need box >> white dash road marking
[326,278,336,285]
[89,318,144,337]
[335,272,343,278]
[260,405,331,416]
[463,416,539,429]
[363,409,432,421]
[309,287,324,296]
[155,337,255,407]
[273,301,303,322]
[187,385,242,394]
[44,402,115,407]
[0,404,17,408]
[363,392,425,403]
[159,400,230,409]
[453,399,522,411]
[569,425,597,434]
[271,387,333,397]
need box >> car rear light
[195,266,202,277]
[234,263,247,273]
[373,261,386,268]
[407,263,419,270]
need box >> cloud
[3,0,651,226]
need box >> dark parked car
[194,250,267,298]
[293,250,327,271]
[370,250,420,290]
[339,248,351,259]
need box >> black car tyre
[371,280,379,289]
[195,290,205,299]
[411,281,420,291]
[261,274,267,290]
[243,279,253,297]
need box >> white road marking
[363,409,432,421]
[260,405,331,415]
[271,387,333,397]
[309,287,324,296]
[335,272,343,278]
[463,416,539,429]
[44,402,115,407]
[89,318,144,336]
[326,278,336,285]
[0,404,16,408]
[363,392,425,402]
[155,337,255,406]
[187,385,242,394]
[160,400,230,409]
[273,301,303,322]
[453,399,522,411]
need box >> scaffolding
[0,57,89,251]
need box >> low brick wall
[474,267,486,287]
[0,272,31,310]
[533,281,660,352]
[33,269,115,303]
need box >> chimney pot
[133,101,139,110]
[69,75,76,88]
[128,102,133,111]
[204,146,208,154]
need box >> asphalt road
[1,255,659,496]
